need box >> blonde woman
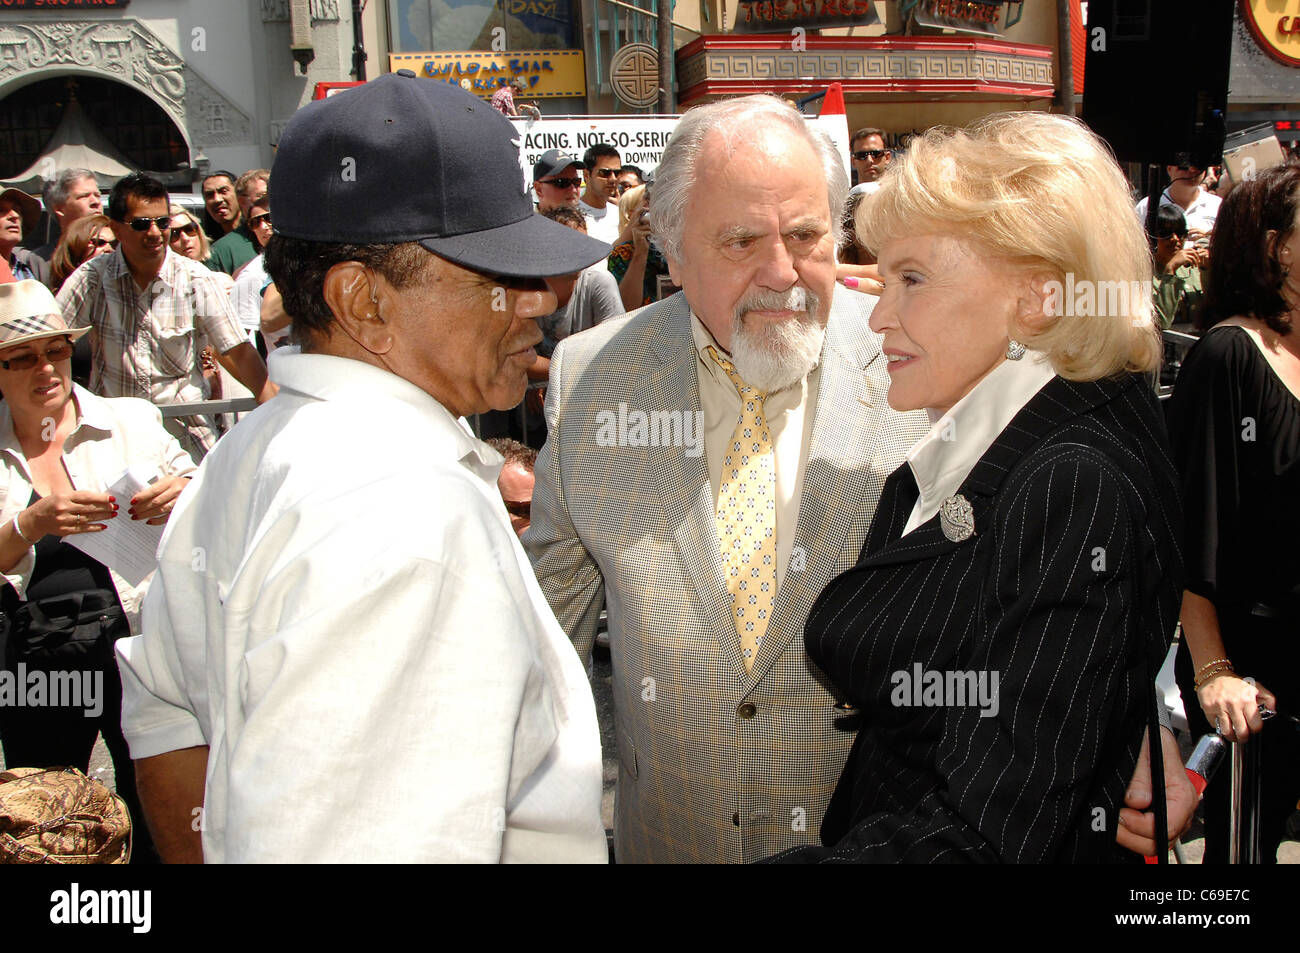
[167,204,234,291]
[772,113,1184,863]
[607,183,669,311]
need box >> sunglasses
[542,176,583,190]
[126,215,172,232]
[248,212,272,228]
[592,168,619,179]
[503,499,531,519]
[852,150,889,161]
[90,237,117,249]
[169,222,198,237]
[1,338,73,371]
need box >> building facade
[0,0,386,187]
[2,1,1291,190]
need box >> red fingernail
[842,277,859,289]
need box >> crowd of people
[0,68,1297,865]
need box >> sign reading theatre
[733,0,879,33]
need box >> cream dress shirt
[690,314,820,587]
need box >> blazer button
[737,702,756,719]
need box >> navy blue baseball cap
[270,70,610,278]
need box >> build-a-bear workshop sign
[388,51,586,99]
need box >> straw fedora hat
[0,188,41,232]
[0,280,90,352]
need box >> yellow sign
[1242,0,1300,68]
[388,51,586,99]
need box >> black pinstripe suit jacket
[772,373,1183,863]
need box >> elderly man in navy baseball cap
[116,72,610,864]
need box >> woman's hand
[20,491,118,538]
[630,205,652,253]
[129,475,191,525]
[1197,673,1276,741]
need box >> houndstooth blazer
[525,288,929,863]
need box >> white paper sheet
[65,466,166,587]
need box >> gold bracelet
[1195,657,1232,680]
[1195,663,1235,690]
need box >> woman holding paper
[0,280,194,861]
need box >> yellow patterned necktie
[707,346,776,672]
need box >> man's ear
[665,253,682,288]
[322,262,393,355]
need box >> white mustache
[735,287,814,318]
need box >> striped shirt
[56,248,248,460]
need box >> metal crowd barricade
[1158,328,1200,400]
[157,397,259,419]
[1226,730,1264,864]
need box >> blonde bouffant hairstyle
[618,183,646,234]
[857,111,1161,379]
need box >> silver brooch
[939,494,975,542]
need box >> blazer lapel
[633,297,747,674]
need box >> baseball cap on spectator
[270,71,609,278]
[533,149,581,181]
[0,188,41,231]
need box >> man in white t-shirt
[578,142,623,245]
[1134,163,1222,239]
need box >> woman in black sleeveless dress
[1167,162,1300,864]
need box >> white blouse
[0,384,196,635]
[903,353,1057,536]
